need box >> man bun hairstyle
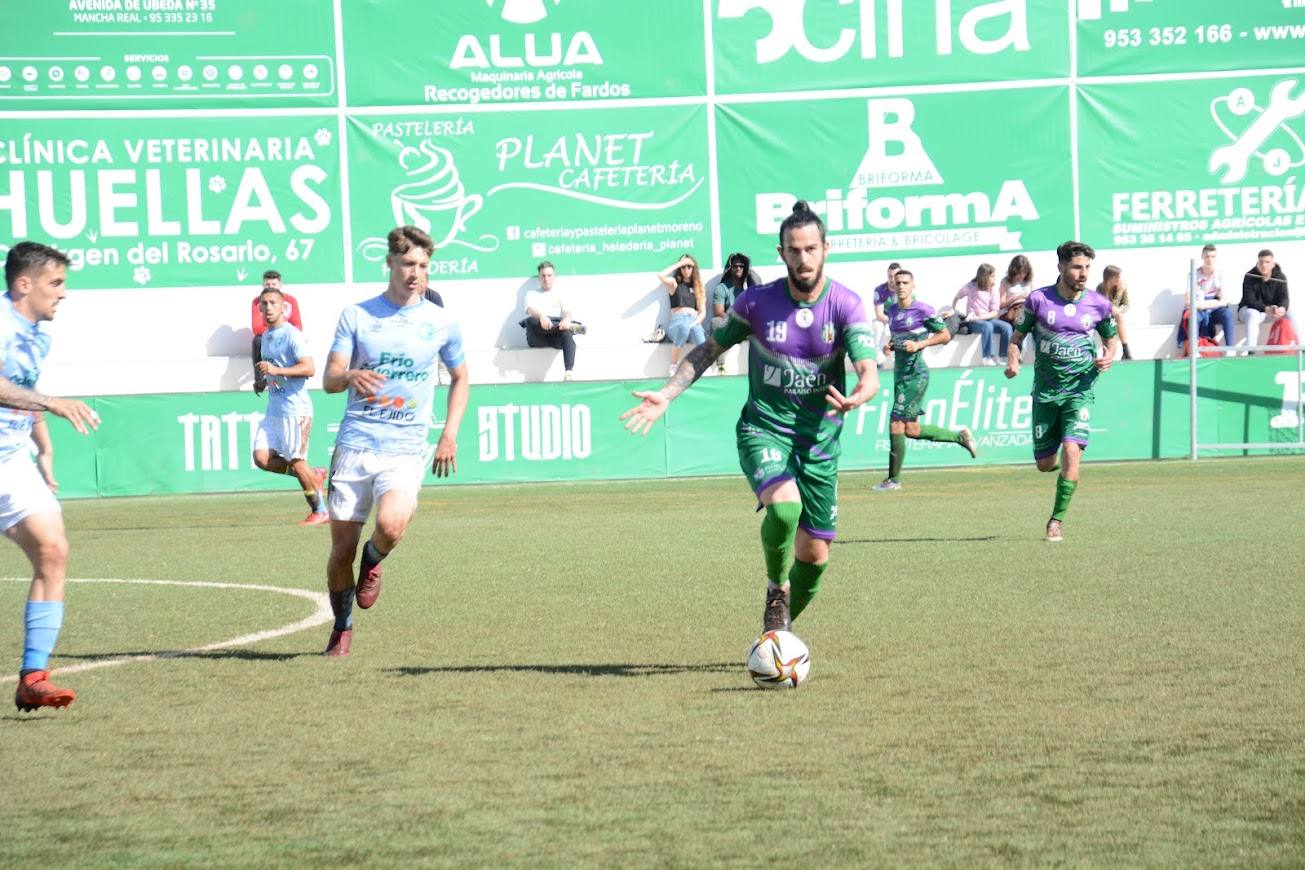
[5,241,70,291]
[1056,240,1096,263]
[779,199,826,245]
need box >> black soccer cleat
[763,585,791,633]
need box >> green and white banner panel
[39,358,1305,500]
[0,0,338,109]
[341,0,707,107]
[712,0,1069,94]
[0,115,344,288]
[346,105,711,280]
[1077,0,1305,78]
[1079,74,1305,251]
[716,88,1074,263]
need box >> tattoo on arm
[0,379,50,412]
[662,341,720,401]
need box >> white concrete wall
[36,238,1305,396]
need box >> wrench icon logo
[1208,79,1305,185]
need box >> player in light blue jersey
[319,226,469,657]
[1,242,100,711]
[252,286,327,526]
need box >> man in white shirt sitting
[523,260,584,381]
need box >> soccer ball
[746,630,811,689]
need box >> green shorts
[891,370,929,422]
[1032,395,1093,460]
[736,420,839,541]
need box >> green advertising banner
[715,88,1074,263]
[0,0,338,109]
[1077,0,1305,77]
[346,105,711,280]
[38,358,1305,500]
[0,115,344,288]
[1080,74,1305,251]
[712,0,1068,95]
[341,0,706,107]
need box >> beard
[787,263,824,294]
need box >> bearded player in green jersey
[621,201,879,632]
[1005,241,1119,542]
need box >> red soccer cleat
[355,562,383,609]
[298,512,330,527]
[15,670,75,712]
[324,628,352,657]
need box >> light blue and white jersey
[260,323,314,418]
[0,296,51,462]
[330,294,465,456]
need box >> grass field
[2,457,1304,866]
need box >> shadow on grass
[836,535,998,545]
[77,522,272,532]
[385,662,738,678]
[59,649,316,662]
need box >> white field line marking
[1,578,332,680]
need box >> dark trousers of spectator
[525,321,576,371]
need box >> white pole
[1189,259,1199,461]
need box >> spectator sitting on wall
[708,252,760,374]
[1097,265,1133,360]
[943,263,1012,366]
[521,260,583,381]
[251,270,302,395]
[1178,244,1235,353]
[1239,249,1296,353]
[709,252,760,333]
[657,253,707,377]
[999,255,1033,326]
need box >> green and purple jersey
[714,276,874,459]
[1017,284,1118,404]
[887,299,946,381]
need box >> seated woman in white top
[999,255,1033,325]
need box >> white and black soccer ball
[746,630,811,689]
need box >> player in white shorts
[319,225,469,657]
[1,242,100,712]
[251,285,327,526]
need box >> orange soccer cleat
[15,670,75,712]
[298,512,330,527]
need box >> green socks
[891,426,965,482]
[914,424,964,443]
[1051,474,1076,521]
[760,502,801,583]
[889,433,905,481]
[788,559,828,621]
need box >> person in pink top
[946,263,1012,365]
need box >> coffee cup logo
[356,138,499,265]
[391,140,483,249]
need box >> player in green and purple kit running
[1005,240,1119,543]
[873,269,977,492]
[621,201,880,633]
